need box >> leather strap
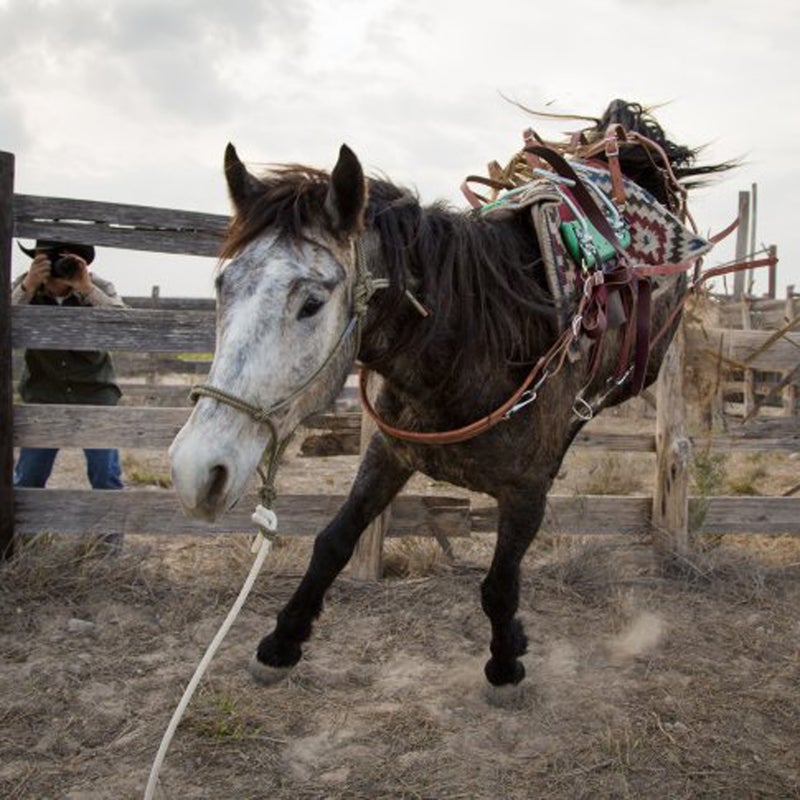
[709,216,741,244]
[613,281,637,380]
[524,145,629,262]
[694,254,778,286]
[631,277,652,394]
[359,323,577,445]
[461,175,513,209]
[603,124,628,207]
[359,361,539,445]
[648,253,779,351]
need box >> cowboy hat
[17,239,95,265]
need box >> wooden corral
[685,288,799,422]
[2,149,799,575]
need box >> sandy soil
[2,425,799,799]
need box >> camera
[48,252,81,280]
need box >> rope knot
[259,484,278,509]
[353,274,374,317]
[251,504,278,532]
[251,408,272,424]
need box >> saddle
[461,129,713,393]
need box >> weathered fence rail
[2,148,799,573]
[687,287,799,420]
[13,193,228,256]
[714,287,796,330]
[13,489,473,539]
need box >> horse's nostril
[206,464,228,506]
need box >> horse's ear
[325,144,366,236]
[224,143,262,210]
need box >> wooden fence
[2,149,799,576]
[690,287,799,421]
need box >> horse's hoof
[484,657,525,687]
[248,654,293,686]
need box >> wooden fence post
[146,286,161,385]
[767,244,777,299]
[349,375,389,580]
[0,152,15,558]
[732,190,750,299]
[784,284,797,417]
[741,295,755,418]
[652,323,690,557]
[746,182,758,295]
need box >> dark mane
[581,99,735,207]
[361,180,555,379]
[219,165,332,260]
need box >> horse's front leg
[250,435,412,684]
[481,490,547,686]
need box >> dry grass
[535,537,628,606]
[1,533,156,605]
[382,536,451,578]
[120,452,173,488]
[3,528,799,799]
[573,455,645,496]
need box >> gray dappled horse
[170,101,729,687]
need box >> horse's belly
[393,430,556,499]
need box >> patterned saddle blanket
[478,160,713,329]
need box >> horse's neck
[357,233,413,366]
[357,219,528,411]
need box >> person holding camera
[12,240,126,530]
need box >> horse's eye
[298,296,325,320]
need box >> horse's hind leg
[481,492,546,686]
[250,435,412,684]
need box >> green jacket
[12,274,126,406]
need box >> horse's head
[169,144,367,520]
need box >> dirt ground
[2,424,799,800]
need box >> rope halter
[189,237,374,511]
[189,235,429,513]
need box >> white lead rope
[143,508,277,800]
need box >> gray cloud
[108,0,309,53]
[0,0,313,122]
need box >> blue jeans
[14,448,124,490]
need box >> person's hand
[21,253,51,292]
[64,258,93,293]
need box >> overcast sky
[2,0,797,300]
